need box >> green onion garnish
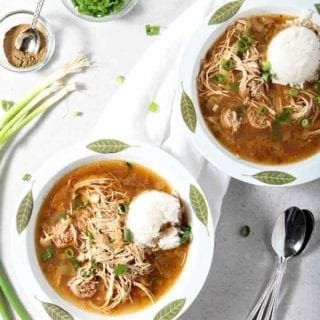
[64,248,74,259]
[180,225,192,245]
[42,247,54,262]
[261,61,271,72]
[119,203,129,214]
[115,75,125,84]
[87,230,94,245]
[288,88,299,97]
[257,106,267,116]
[148,101,159,113]
[240,225,250,237]
[123,228,132,242]
[113,264,127,275]
[145,24,161,36]
[229,82,239,92]
[236,38,248,53]
[211,73,226,84]
[58,212,67,221]
[22,173,32,182]
[70,111,83,117]
[262,72,271,83]
[301,119,310,128]
[221,59,233,71]
[70,257,81,271]
[315,96,320,104]
[0,100,13,112]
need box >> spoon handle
[270,258,287,320]
[246,267,278,320]
[31,0,45,30]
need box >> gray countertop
[0,1,319,319]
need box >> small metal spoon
[247,207,314,320]
[15,0,45,54]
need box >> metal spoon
[15,0,45,54]
[247,207,314,320]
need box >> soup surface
[198,15,320,164]
[36,160,189,315]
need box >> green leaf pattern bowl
[12,142,214,320]
[180,0,320,187]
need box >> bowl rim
[0,10,55,73]
[11,141,214,320]
[180,0,320,187]
[60,0,140,23]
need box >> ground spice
[3,23,47,68]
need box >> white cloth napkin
[90,0,230,230]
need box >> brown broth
[35,160,189,315]
[198,15,320,164]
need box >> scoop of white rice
[267,26,320,87]
[126,190,181,249]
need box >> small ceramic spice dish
[0,10,55,72]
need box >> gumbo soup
[198,15,320,164]
[36,160,190,315]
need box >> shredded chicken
[40,176,156,312]
[220,109,241,133]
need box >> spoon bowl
[271,207,306,259]
[15,0,44,54]
[15,27,40,54]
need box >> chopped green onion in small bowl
[61,0,139,22]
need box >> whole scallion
[0,55,90,153]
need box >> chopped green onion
[70,257,81,271]
[81,269,93,277]
[145,24,161,36]
[221,59,233,71]
[42,247,54,262]
[301,119,310,128]
[240,225,250,237]
[70,110,83,117]
[58,212,67,221]
[257,106,267,116]
[210,73,226,84]
[64,248,74,259]
[119,203,129,214]
[123,228,132,242]
[312,82,320,94]
[276,108,292,123]
[261,61,271,72]
[148,101,159,113]
[315,96,320,104]
[71,0,126,18]
[288,88,299,97]
[229,82,239,92]
[0,100,13,112]
[115,75,125,84]
[72,196,88,210]
[180,225,192,245]
[113,264,127,275]
[262,72,271,83]
[87,230,94,245]
[22,173,32,182]
[236,38,248,53]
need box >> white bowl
[12,141,214,320]
[180,0,320,187]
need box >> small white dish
[12,140,214,320]
[180,0,320,187]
